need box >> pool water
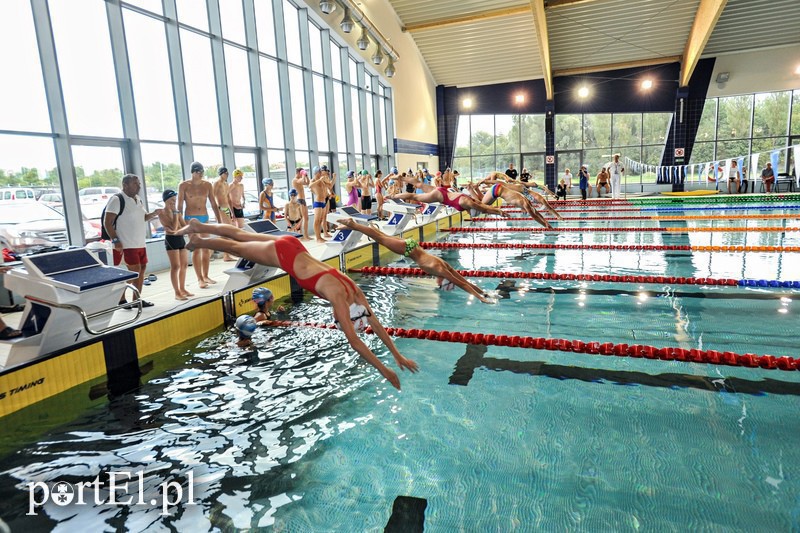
[1,202,799,531]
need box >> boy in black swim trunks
[156,190,194,300]
[284,189,304,232]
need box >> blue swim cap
[391,167,398,174]
[235,315,257,338]
[252,287,273,305]
[262,178,273,187]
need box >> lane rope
[418,242,800,253]
[447,226,800,233]
[351,266,800,288]
[499,205,800,213]
[470,214,800,222]
[262,320,799,371]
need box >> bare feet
[316,238,326,244]
[175,294,188,301]
[174,218,202,236]
[182,290,195,298]
[205,278,217,285]
[199,282,209,289]
[223,255,236,262]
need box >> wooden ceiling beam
[545,0,597,8]
[530,1,553,100]
[553,55,682,77]
[403,6,531,33]
[680,0,728,87]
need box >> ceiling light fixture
[716,72,730,84]
[462,98,473,109]
[371,47,384,66]
[357,26,370,50]
[515,94,525,104]
[319,1,336,14]
[641,79,653,90]
[340,7,354,33]
[577,86,589,98]
[384,56,395,78]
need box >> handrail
[24,284,142,336]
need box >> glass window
[333,82,346,151]
[337,153,348,189]
[752,91,790,139]
[140,143,182,200]
[690,141,714,165]
[717,95,752,140]
[520,115,545,152]
[455,116,470,157]
[452,157,470,179]
[695,99,717,142]
[612,114,641,148]
[225,45,255,146]
[379,96,388,154]
[472,155,496,177]
[556,114,582,150]
[495,115,516,155]
[0,0,50,132]
[267,149,287,186]
[751,137,786,155]
[351,86,362,154]
[348,58,358,85]
[309,22,323,74]
[192,146,224,178]
[255,0,277,56]
[365,92,376,154]
[584,114,611,149]
[716,139,749,160]
[176,0,208,31]
[0,134,58,192]
[49,0,123,137]
[313,76,329,152]
[470,115,495,156]
[124,11,177,141]
[283,0,301,66]
[71,145,125,240]
[642,113,672,145]
[180,30,220,144]
[641,144,663,166]
[219,0,245,43]
[289,67,308,150]
[260,58,284,149]
[792,91,800,136]
[123,0,162,14]
[330,41,342,79]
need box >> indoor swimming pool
[1,199,799,531]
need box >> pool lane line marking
[469,214,800,222]
[445,226,800,233]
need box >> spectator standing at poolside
[505,162,518,181]
[104,173,160,307]
[579,165,590,201]
[739,166,749,194]
[519,167,531,183]
[608,154,624,199]
[291,167,311,240]
[213,167,236,262]
[762,162,775,193]
[178,161,221,289]
[228,169,246,229]
[564,168,573,194]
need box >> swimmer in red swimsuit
[175,219,418,389]
[337,218,496,304]
[389,186,509,217]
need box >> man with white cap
[608,154,624,199]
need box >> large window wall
[0,0,394,248]
[453,112,671,184]
[691,90,799,175]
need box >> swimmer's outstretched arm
[177,218,283,241]
[527,190,563,220]
[337,219,407,255]
[413,252,495,304]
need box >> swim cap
[218,167,229,176]
[190,161,204,174]
[438,278,456,291]
[391,167,398,174]
[252,287,273,305]
[360,170,369,176]
[235,315,257,338]
[262,178,273,187]
[334,303,371,333]
[233,168,243,177]
[388,179,395,186]
[289,188,298,196]
[320,165,329,172]
[347,170,355,178]
[300,169,307,176]
[312,166,320,175]
[162,189,177,202]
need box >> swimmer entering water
[337,218,496,304]
[176,219,418,389]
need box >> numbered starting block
[421,203,444,221]
[325,206,378,253]
[382,212,414,236]
[223,220,301,293]
[2,248,141,367]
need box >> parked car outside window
[78,187,121,204]
[0,203,99,254]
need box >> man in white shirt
[103,174,159,307]
[608,154,624,199]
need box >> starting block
[325,206,378,253]
[2,248,141,367]
[383,199,420,215]
[224,220,300,293]
[421,203,443,221]
[382,212,414,236]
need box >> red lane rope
[471,214,800,222]
[474,215,655,221]
[446,226,800,233]
[417,242,800,253]
[351,266,740,286]
[262,320,799,371]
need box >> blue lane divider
[739,279,800,288]
[642,205,800,212]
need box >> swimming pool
[1,199,799,531]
